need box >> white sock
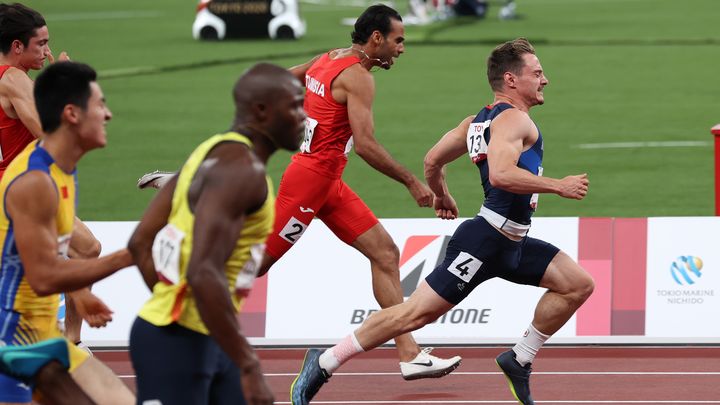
[512,323,550,366]
[318,332,365,375]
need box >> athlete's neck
[231,123,274,164]
[0,56,28,73]
[348,46,381,71]
[39,133,82,174]
[492,95,529,113]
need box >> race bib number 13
[467,119,491,163]
[152,223,185,285]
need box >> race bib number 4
[152,224,185,285]
[447,251,483,283]
[467,119,491,163]
[300,117,318,153]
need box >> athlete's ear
[62,104,81,125]
[371,30,383,46]
[503,71,517,89]
[251,101,269,122]
[11,40,24,54]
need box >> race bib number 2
[152,224,185,285]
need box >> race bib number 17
[152,223,185,285]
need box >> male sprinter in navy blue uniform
[290,37,594,405]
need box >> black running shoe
[291,348,330,405]
[496,349,534,405]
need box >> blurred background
[25,0,720,220]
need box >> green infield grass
[23,0,720,219]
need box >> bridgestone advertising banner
[80,218,720,346]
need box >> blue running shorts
[425,216,559,305]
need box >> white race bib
[467,119,491,163]
[530,166,543,209]
[152,224,185,285]
[279,216,309,244]
[57,233,71,258]
[300,117,318,153]
[235,243,264,297]
[343,136,354,156]
[447,251,483,283]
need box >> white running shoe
[399,347,462,380]
[137,170,175,190]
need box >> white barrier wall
[645,218,719,337]
[81,218,720,347]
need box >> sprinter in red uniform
[135,4,463,382]
[263,4,462,382]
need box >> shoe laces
[416,347,436,360]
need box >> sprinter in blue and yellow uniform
[127,62,306,405]
[0,62,133,403]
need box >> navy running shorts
[130,317,246,405]
[425,216,560,305]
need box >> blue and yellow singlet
[0,140,88,370]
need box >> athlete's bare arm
[423,115,475,219]
[288,53,323,83]
[186,143,273,405]
[68,217,101,258]
[6,172,132,294]
[0,68,44,138]
[128,174,179,290]
[488,109,588,199]
[6,172,130,327]
[338,65,433,207]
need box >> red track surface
[97,346,720,404]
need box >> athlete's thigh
[71,357,133,405]
[317,180,378,245]
[425,217,503,305]
[130,318,215,404]
[538,250,591,294]
[208,353,245,405]
[499,237,560,287]
[265,163,333,259]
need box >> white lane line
[300,0,381,6]
[99,66,158,77]
[117,371,720,378]
[272,401,720,404]
[46,11,163,22]
[575,141,710,149]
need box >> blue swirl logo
[670,256,703,285]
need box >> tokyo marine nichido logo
[658,255,714,305]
